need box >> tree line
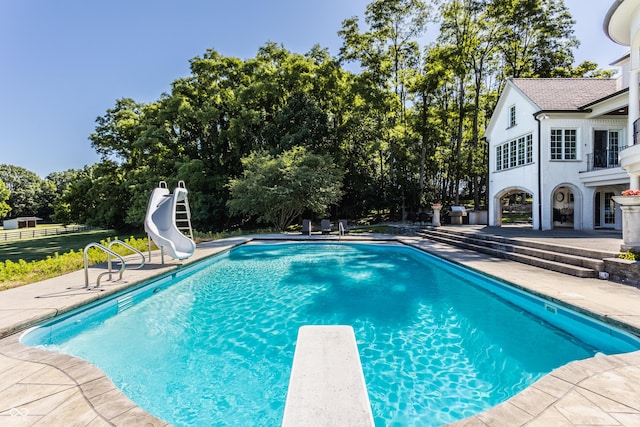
[1,0,612,232]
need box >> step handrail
[83,242,127,288]
[107,239,145,280]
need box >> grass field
[0,229,130,263]
[0,230,152,291]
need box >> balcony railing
[585,145,628,171]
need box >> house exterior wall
[539,116,627,231]
[488,85,540,228]
[487,82,629,231]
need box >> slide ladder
[174,180,194,240]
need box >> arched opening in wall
[552,186,575,228]
[500,191,533,226]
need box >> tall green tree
[227,147,344,231]
[0,180,10,219]
[46,169,81,195]
[0,165,52,220]
[339,0,434,216]
[488,0,578,79]
[434,0,498,206]
[55,166,96,226]
[48,169,82,225]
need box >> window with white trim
[508,105,516,128]
[509,140,517,167]
[495,133,533,171]
[550,129,577,160]
[517,137,525,165]
[608,131,619,165]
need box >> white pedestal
[612,196,640,251]
[432,206,442,227]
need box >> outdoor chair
[321,219,331,235]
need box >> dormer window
[508,105,516,128]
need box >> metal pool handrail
[83,242,126,288]
[107,239,145,280]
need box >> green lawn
[501,213,532,223]
[0,229,126,263]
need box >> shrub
[0,236,153,291]
[619,251,638,261]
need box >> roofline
[507,79,541,110]
[610,51,630,66]
[4,217,43,221]
[603,0,625,44]
[533,109,593,114]
[484,80,529,136]
[579,87,629,109]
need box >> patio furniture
[321,219,331,235]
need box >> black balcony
[585,146,627,171]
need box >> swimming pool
[21,242,640,426]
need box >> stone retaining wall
[604,258,640,288]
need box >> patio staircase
[416,227,620,278]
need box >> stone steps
[417,227,620,278]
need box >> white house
[486,77,629,230]
[485,0,640,232]
[485,0,640,234]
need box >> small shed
[3,217,43,230]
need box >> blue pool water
[22,242,640,426]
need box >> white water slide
[144,181,196,261]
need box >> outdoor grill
[449,206,467,225]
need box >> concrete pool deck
[1,229,640,426]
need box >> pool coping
[1,233,640,426]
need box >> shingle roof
[510,78,618,111]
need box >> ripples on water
[45,243,596,427]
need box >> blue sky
[0,0,628,177]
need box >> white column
[629,68,639,147]
[432,205,442,227]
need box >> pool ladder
[83,240,145,288]
[338,221,345,238]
